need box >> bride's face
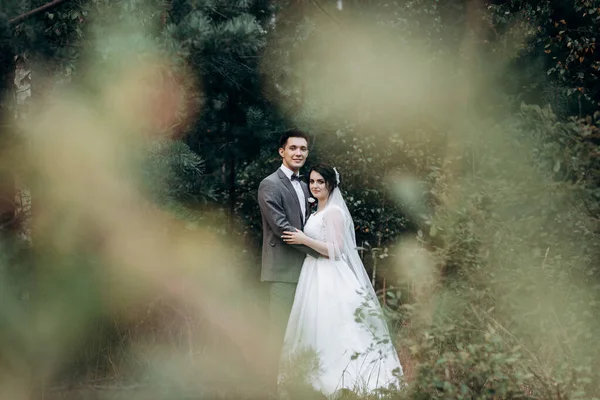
[309,171,329,202]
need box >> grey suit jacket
[258,168,319,283]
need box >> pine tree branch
[8,0,71,26]
[311,0,341,26]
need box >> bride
[280,163,403,397]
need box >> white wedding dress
[279,199,403,398]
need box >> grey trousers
[269,282,297,350]
[267,281,297,390]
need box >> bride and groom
[257,129,404,398]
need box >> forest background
[1,0,600,399]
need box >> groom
[257,129,319,375]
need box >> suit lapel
[277,168,304,224]
[301,182,311,222]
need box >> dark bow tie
[291,174,302,182]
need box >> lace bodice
[303,212,326,242]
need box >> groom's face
[279,137,308,172]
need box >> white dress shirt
[280,164,306,222]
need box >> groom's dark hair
[279,128,310,149]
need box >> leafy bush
[391,103,600,399]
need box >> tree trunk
[8,0,70,26]
[14,55,32,243]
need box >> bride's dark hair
[308,163,341,194]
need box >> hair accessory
[333,167,340,185]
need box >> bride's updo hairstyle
[308,163,341,194]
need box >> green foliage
[138,139,214,227]
[2,0,600,398]
[487,0,600,115]
[411,328,532,399]
[167,0,280,190]
[311,127,424,241]
[398,103,600,399]
[141,139,208,204]
[278,348,325,400]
